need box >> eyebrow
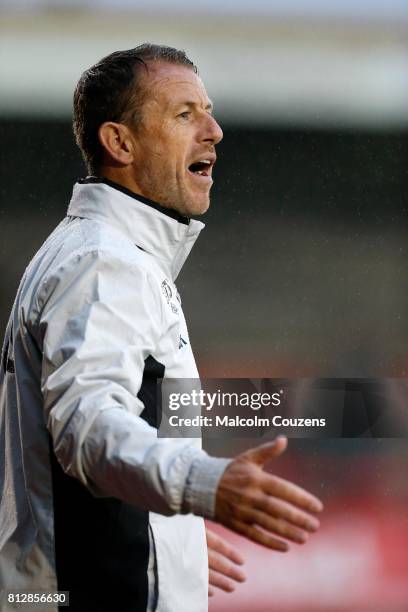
[177,100,214,112]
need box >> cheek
[156,138,181,171]
[139,127,189,183]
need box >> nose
[203,113,223,145]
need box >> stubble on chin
[178,192,210,217]
[157,185,208,217]
[139,170,211,216]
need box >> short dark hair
[73,43,197,173]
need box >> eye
[178,111,191,120]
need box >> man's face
[128,61,223,216]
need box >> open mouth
[188,159,213,178]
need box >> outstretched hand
[215,436,323,551]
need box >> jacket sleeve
[38,248,229,518]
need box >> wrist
[183,453,232,519]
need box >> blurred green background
[1,123,407,377]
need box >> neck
[80,176,190,225]
[98,166,144,198]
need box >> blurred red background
[207,446,408,612]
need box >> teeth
[199,160,211,165]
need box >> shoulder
[36,219,160,313]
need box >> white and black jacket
[0,178,229,611]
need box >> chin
[191,203,210,216]
[168,189,210,217]
[185,195,210,217]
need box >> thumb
[240,436,288,467]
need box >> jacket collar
[67,177,205,280]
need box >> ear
[98,121,134,166]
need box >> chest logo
[161,279,173,301]
[161,279,179,315]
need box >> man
[0,44,323,611]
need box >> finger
[229,518,289,552]
[209,569,237,593]
[208,587,215,597]
[254,496,320,532]
[206,529,245,565]
[241,436,287,467]
[261,474,323,514]
[239,508,308,544]
[208,550,246,582]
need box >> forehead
[141,61,209,109]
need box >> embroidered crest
[161,279,179,315]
